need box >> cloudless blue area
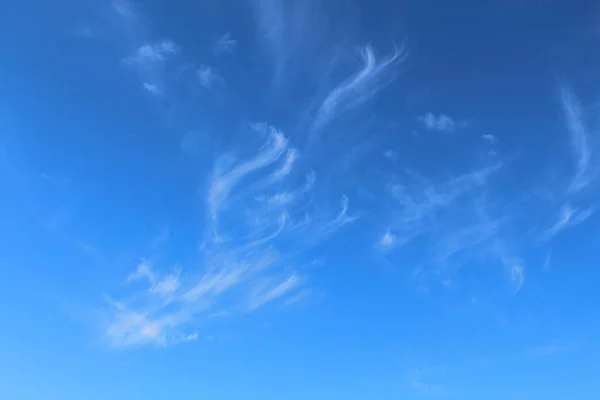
[2,0,600,399]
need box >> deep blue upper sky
[2,0,600,399]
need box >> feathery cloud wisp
[559,84,594,193]
[539,203,594,241]
[208,126,288,223]
[379,160,526,292]
[105,123,354,346]
[313,45,407,132]
[105,299,172,348]
[249,274,303,310]
[198,65,223,89]
[269,149,298,182]
[112,0,137,20]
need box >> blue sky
[2,0,600,398]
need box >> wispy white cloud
[105,122,353,347]
[112,0,138,21]
[419,113,456,132]
[197,65,224,89]
[249,274,303,310]
[127,260,156,285]
[208,126,288,223]
[265,192,294,207]
[559,84,594,193]
[542,251,551,271]
[183,332,199,341]
[313,45,407,132]
[283,289,313,307]
[105,301,167,347]
[378,230,396,248]
[107,314,161,347]
[269,148,299,182]
[182,266,247,303]
[126,40,178,66]
[150,272,180,296]
[253,0,328,81]
[509,263,524,293]
[379,160,526,292]
[253,0,287,72]
[152,226,170,247]
[384,163,501,245]
[214,32,236,55]
[539,203,594,241]
[143,82,160,95]
[482,134,497,143]
[384,150,398,159]
[127,261,180,297]
[320,195,358,236]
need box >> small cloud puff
[378,230,396,248]
[419,113,456,132]
[482,134,497,143]
[214,32,236,55]
[143,82,160,95]
[127,40,178,65]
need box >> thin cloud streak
[253,0,329,82]
[539,204,594,242]
[380,161,526,292]
[313,44,407,133]
[208,126,288,223]
[320,195,358,236]
[112,0,137,21]
[270,149,299,182]
[559,84,594,193]
[249,274,303,310]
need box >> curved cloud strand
[105,120,355,346]
[313,44,407,133]
[559,84,594,193]
[208,127,288,224]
